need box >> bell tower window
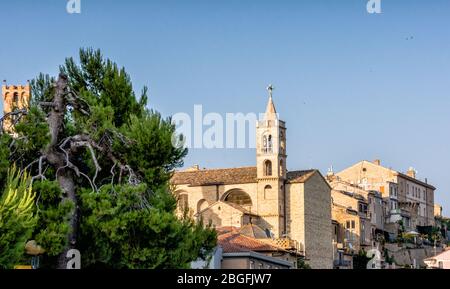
[262,134,273,154]
[13,92,19,103]
[264,160,272,176]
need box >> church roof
[265,96,277,118]
[218,231,285,253]
[195,201,258,217]
[171,166,318,186]
[286,170,317,183]
[239,224,270,239]
[171,166,257,186]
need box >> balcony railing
[260,238,301,252]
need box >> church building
[171,87,333,269]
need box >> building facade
[1,81,31,134]
[171,89,333,269]
[335,160,436,236]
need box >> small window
[264,160,272,176]
[351,220,355,229]
[13,92,19,103]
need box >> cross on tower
[267,84,274,98]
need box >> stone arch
[264,160,272,176]
[174,191,189,214]
[264,185,272,199]
[197,199,209,213]
[13,92,19,103]
[222,189,253,209]
[262,133,273,153]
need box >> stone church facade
[171,89,333,269]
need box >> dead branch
[31,156,47,182]
[0,108,28,134]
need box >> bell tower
[255,85,287,238]
[1,80,31,134]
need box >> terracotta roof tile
[218,232,284,253]
[171,167,317,186]
[171,167,257,186]
[286,170,316,183]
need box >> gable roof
[171,166,320,186]
[171,167,257,186]
[339,160,436,190]
[286,170,317,183]
[196,201,258,217]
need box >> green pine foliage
[79,185,216,269]
[0,166,37,269]
[0,48,216,268]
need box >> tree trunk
[56,173,78,269]
[44,73,80,269]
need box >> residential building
[335,160,436,237]
[435,204,443,218]
[190,225,298,269]
[424,248,450,269]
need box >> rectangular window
[351,221,355,229]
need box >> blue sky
[1,0,449,214]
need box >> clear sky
[1,0,449,214]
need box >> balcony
[260,238,301,252]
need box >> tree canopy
[0,48,216,269]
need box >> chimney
[373,159,381,166]
[406,167,416,179]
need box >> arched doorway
[223,189,253,211]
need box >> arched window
[177,193,189,214]
[224,189,252,209]
[268,135,273,152]
[13,92,19,103]
[262,135,267,153]
[264,160,272,176]
[264,185,272,199]
[262,134,273,153]
[280,160,284,175]
[197,199,209,213]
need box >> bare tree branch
[0,108,28,134]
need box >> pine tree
[0,166,37,269]
[0,48,216,269]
